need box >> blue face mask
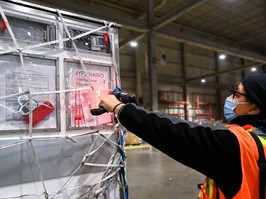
[223,97,238,122]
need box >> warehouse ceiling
[17,0,266,63]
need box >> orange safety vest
[199,124,266,199]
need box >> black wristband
[112,102,123,113]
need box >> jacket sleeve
[118,103,242,197]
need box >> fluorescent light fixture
[251,67,257,72]
[130,41,138,47]
[219,54,226,60]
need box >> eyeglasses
[232,90,249,99]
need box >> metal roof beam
[185,63,264,83]
[154,0,208,30]
[119,0,206,49]
[157,27,266,63]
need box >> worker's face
[230,83,258,115]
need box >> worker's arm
[117,103,241,198]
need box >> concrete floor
[125,146,204,199]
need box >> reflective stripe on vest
[199,178,219,199]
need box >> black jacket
[118,103,245,198]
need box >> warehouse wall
[119,34,262,122]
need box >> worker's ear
[248,104,261,115]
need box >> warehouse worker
[98,73,266,199]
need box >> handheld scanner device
[90,89,138,116]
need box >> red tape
[24,101,54,127]
[1,18,7,31]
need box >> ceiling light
[219,54,226,60]
[251,67,257,72]
[130,41,138,47]
[201,79,206,83]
